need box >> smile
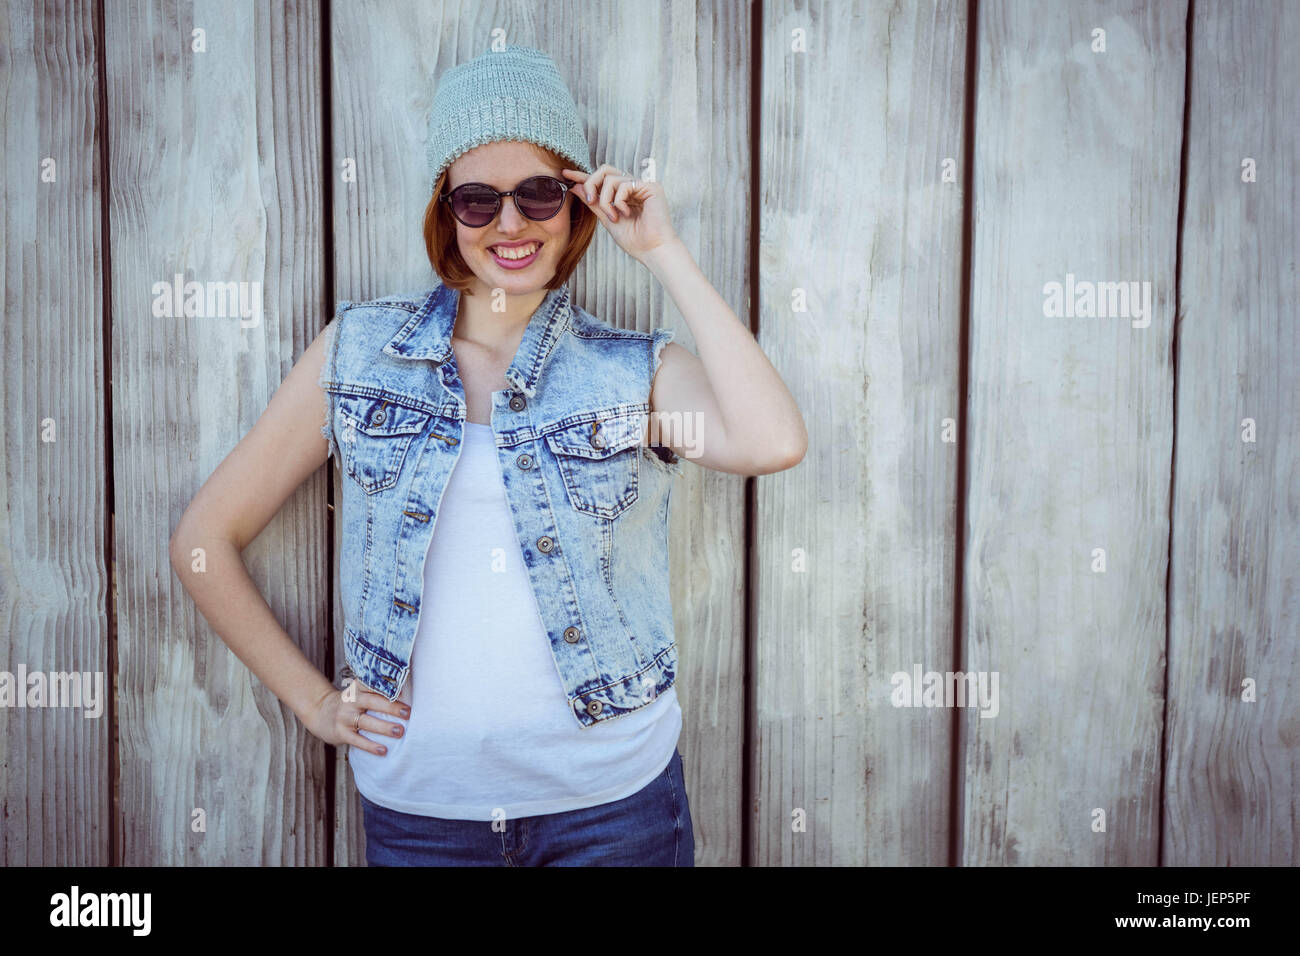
[489,241,542,265]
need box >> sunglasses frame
[439,175,574,227]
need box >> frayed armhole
[648,326,686,476]
[317,317,340,462]
[651,325,675,386]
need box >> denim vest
[317,281,684,727]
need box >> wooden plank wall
[1166,0,1300,864]
[0,0,109,866]
[1,0,1295,867]
[961,0,1185,865]
[754,0,968,864]
[104,0,329,864]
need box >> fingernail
[391,725,402,736]
[586,186,594,200]
[377,745,387,754]
[401,708,410,718]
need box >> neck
[454,283,548,352]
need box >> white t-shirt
[350,422,681,821]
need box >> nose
[496,196,527,232]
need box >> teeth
[492,242,539,260]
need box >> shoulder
[564,300,678,372]
[331,288,433,341]
[564,301,654,343]
[557,302,676,396]
[336,288,431,319]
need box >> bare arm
[167,321,404,754]
[643,240,808,476]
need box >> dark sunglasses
[439,175,573,228]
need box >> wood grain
[0,0,109,867]
[7,0,1294,869]
[1165,0,1300,865]
[961,0,1185,865]
[106,0,329,864]
[754,0,969,864]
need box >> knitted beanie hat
[425,45,593,197]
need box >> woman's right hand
[306,679,409,755]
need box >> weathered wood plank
[329,0,748,866]
[0,0,109,867]
[1165,0,1300,865]
[962,0,1185,864]
[755,0,968,864]
[107,0,328,864]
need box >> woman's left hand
[562,165,680,262]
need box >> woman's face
[447,140,573,297]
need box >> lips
[488,241,542,269]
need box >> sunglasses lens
[515,177,566,220]
[452,186,498,226]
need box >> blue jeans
[359,748,695,866]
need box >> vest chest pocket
[336,394,432,494]
[543,414,642,519]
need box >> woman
[170,45,807,866]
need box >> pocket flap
[337,394,431,437]
[544,412,644,460]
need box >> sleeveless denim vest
[317,281,684,727]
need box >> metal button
[585,700,603,716]
[590,433,606,449]
[509,394,526,412]
[516,453,533,469]
[537,536,554,553]
[563,626,581,643]
[371,409,386,426]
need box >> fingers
[344,676,410,720]
[337,679,409,756]
[564,167,634,223]
[345,706,405,756]
[347,725,388,756]
[359,687,411,721]
[584,163,614,201]
[599,171,624,220]
[613,179,636,216]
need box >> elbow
[168,518,192,575]
[169,509,208,576]
[784,431,808,468]
[770,430,808,472]
[748,439,807,476]
[170,509,243,575]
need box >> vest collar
[382,281,572,399]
